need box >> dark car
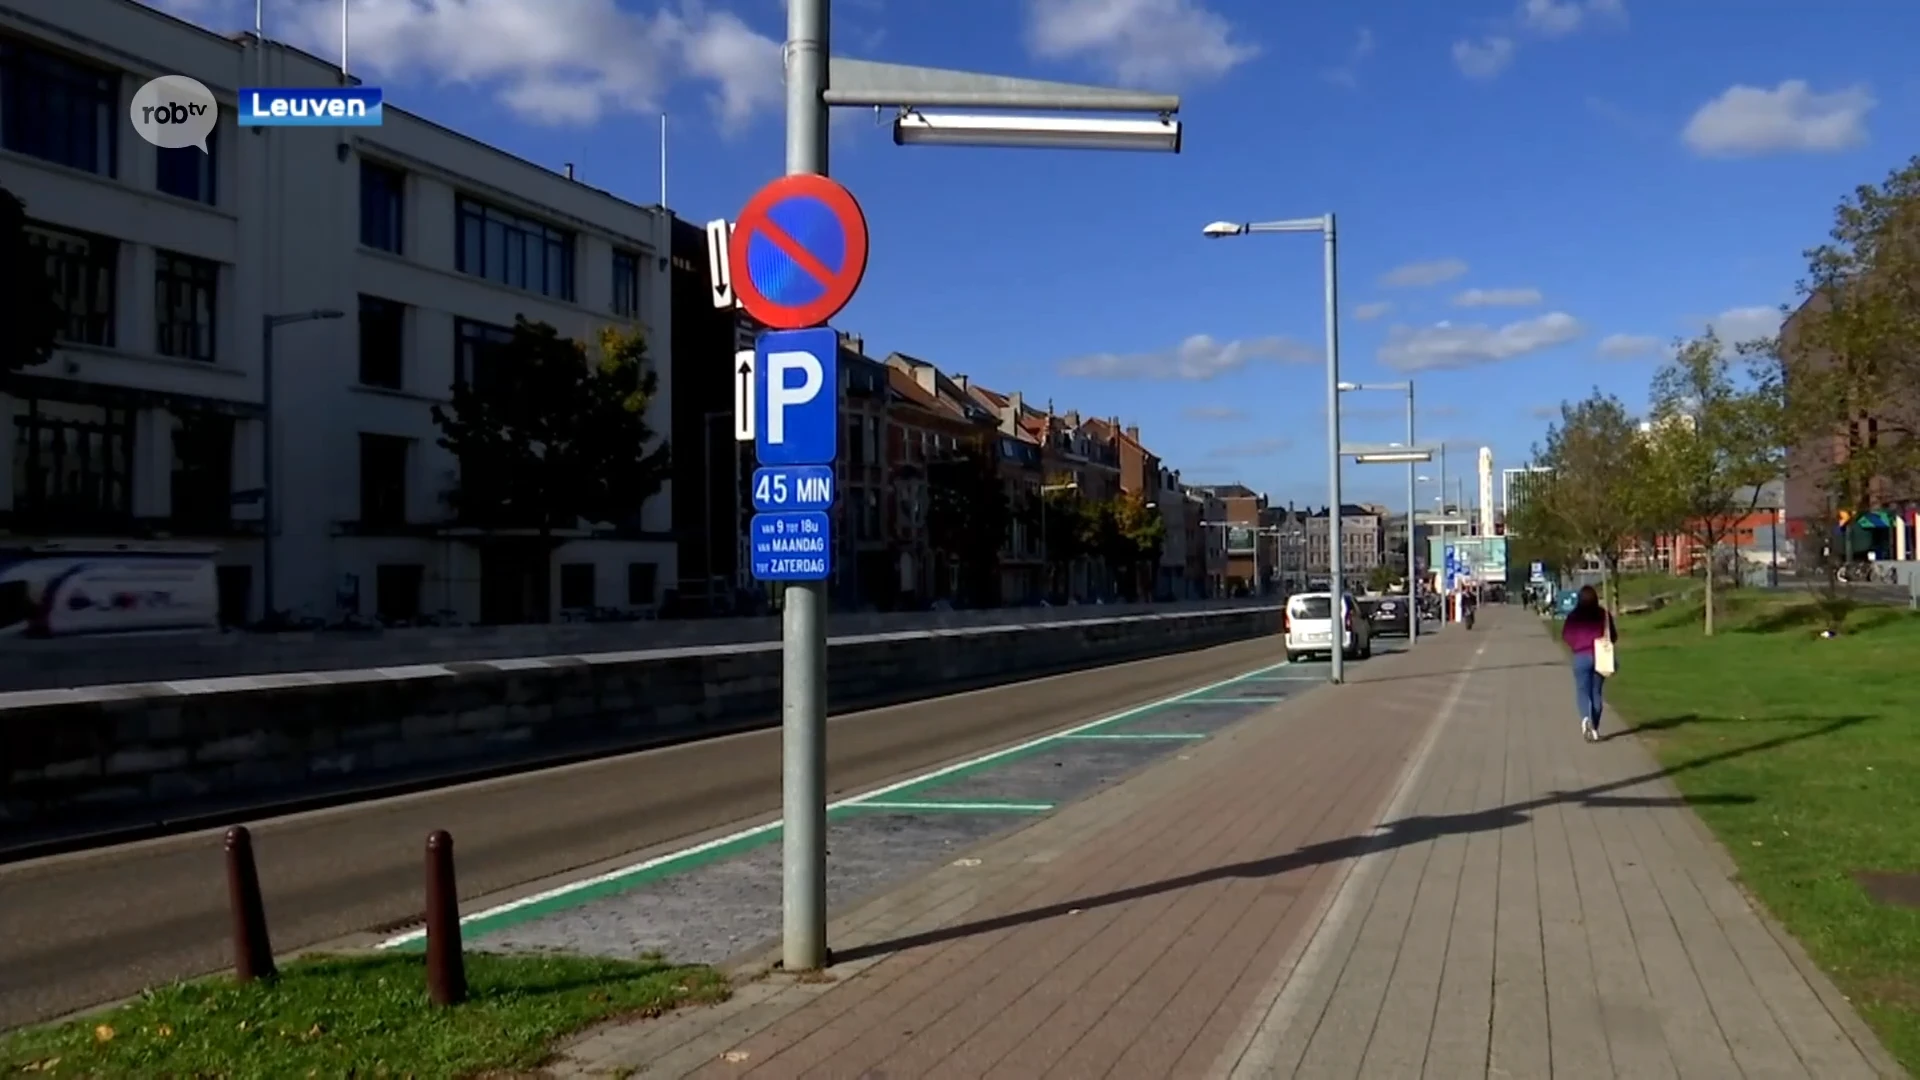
[1365,595,1412,637]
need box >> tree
[0,187,59,381]
[1366,563,1401,593]
[1038,479,1093,600]
[431,319,671,619]
[926,445,1009,607]
[1530,390,1647,609]
[1108,493,1166,600]
[1640,331,1786,633]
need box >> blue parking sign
[754,328,839,467]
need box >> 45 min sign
[751,465,835,513]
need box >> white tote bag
[1593,618,1617,677]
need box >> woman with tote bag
[1560,585,1618,742]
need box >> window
[170,411,234,527]
[559,563,595,608]
[11,400,134,522]
[453,317,513,393]
[359,161,405,252]
[611,250,641,317]
[358,433,409,527]
[626,562,658,606]
[156,132,216,205]
[154,250,218,361]
[0,37,117,176]
[27,222,116,346]
[375,564,424,621]
[357,295,405,388]
[455,196,574,300]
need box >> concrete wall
[0,599,1269,691]
[0,605,1280,849]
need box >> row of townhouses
[0,0,1262,625]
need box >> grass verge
[0,950,727,1079]
[1607,592,1920,1072]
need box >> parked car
[1285,591,1371,663]
[1365,594,1412,637]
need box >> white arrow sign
[705,218,735,310]
[732,349,755,442]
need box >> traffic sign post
[728,174,869,331]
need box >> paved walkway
[555,611,1901,1079]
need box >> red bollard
[224,826,277,983]
[424,829,467,1006]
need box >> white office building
[0,0,677,626]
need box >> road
[0,636,1289,1032]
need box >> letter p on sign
[765,351,822,445]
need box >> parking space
[383,652,1387,966]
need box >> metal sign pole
[782,0,830,973]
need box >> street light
[1338,380,1421,644]
[1202,214,1344,683]
[1039,481,1078,601]
[261,308,345,621]
[893,111,1181,153]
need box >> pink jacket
[1562,609,1616,654]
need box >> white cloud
[145,0,783,130]
[1378,313,1584,371]
[1058,333,1315,380]
[1324,26,1375,87]
[1027,0,1258,85]
[1453,287,1543,307]
[1183,405,1248,420]
[1451,36,1514,80]
[1381,259,1470,288]
[1519,0,1626,38]
[1705,305,1784,345]
[1596,333,1662,358]
[1682,80,1875,157]
[1208,437,1293,459]
[1354,301,1393,321]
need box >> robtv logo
[238,87,384,127]
[130,76,218,152]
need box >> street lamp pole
[1405,382,1417,644]
[260,308,344,621]
[1201,214,1344,682]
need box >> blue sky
[156,0,1920,507]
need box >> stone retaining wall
[0,606,1278,847]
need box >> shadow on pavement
[830,714,1862,965]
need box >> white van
[0,546,220,637]
[1284,591,1371,663]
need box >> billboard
[1225,525,1257,555]
[1428,535,1509,587]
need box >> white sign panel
[732,349,755,442]
[705,218,735,309]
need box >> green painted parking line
[376,658,1291,950]
[851,800,1054,813]
[1058,732,1207,741]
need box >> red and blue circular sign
[728,173,870,331]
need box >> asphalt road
[0,636,1288,1032]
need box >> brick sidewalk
[555,613,1900,1079]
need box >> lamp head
[1201,221,1244,238]
[1336,381,1359,392]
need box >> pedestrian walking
[1560,585,1617,742]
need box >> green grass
[1608,592,1920,1071]
[0,951,728,1079]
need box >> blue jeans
[1571,652,1605,725]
